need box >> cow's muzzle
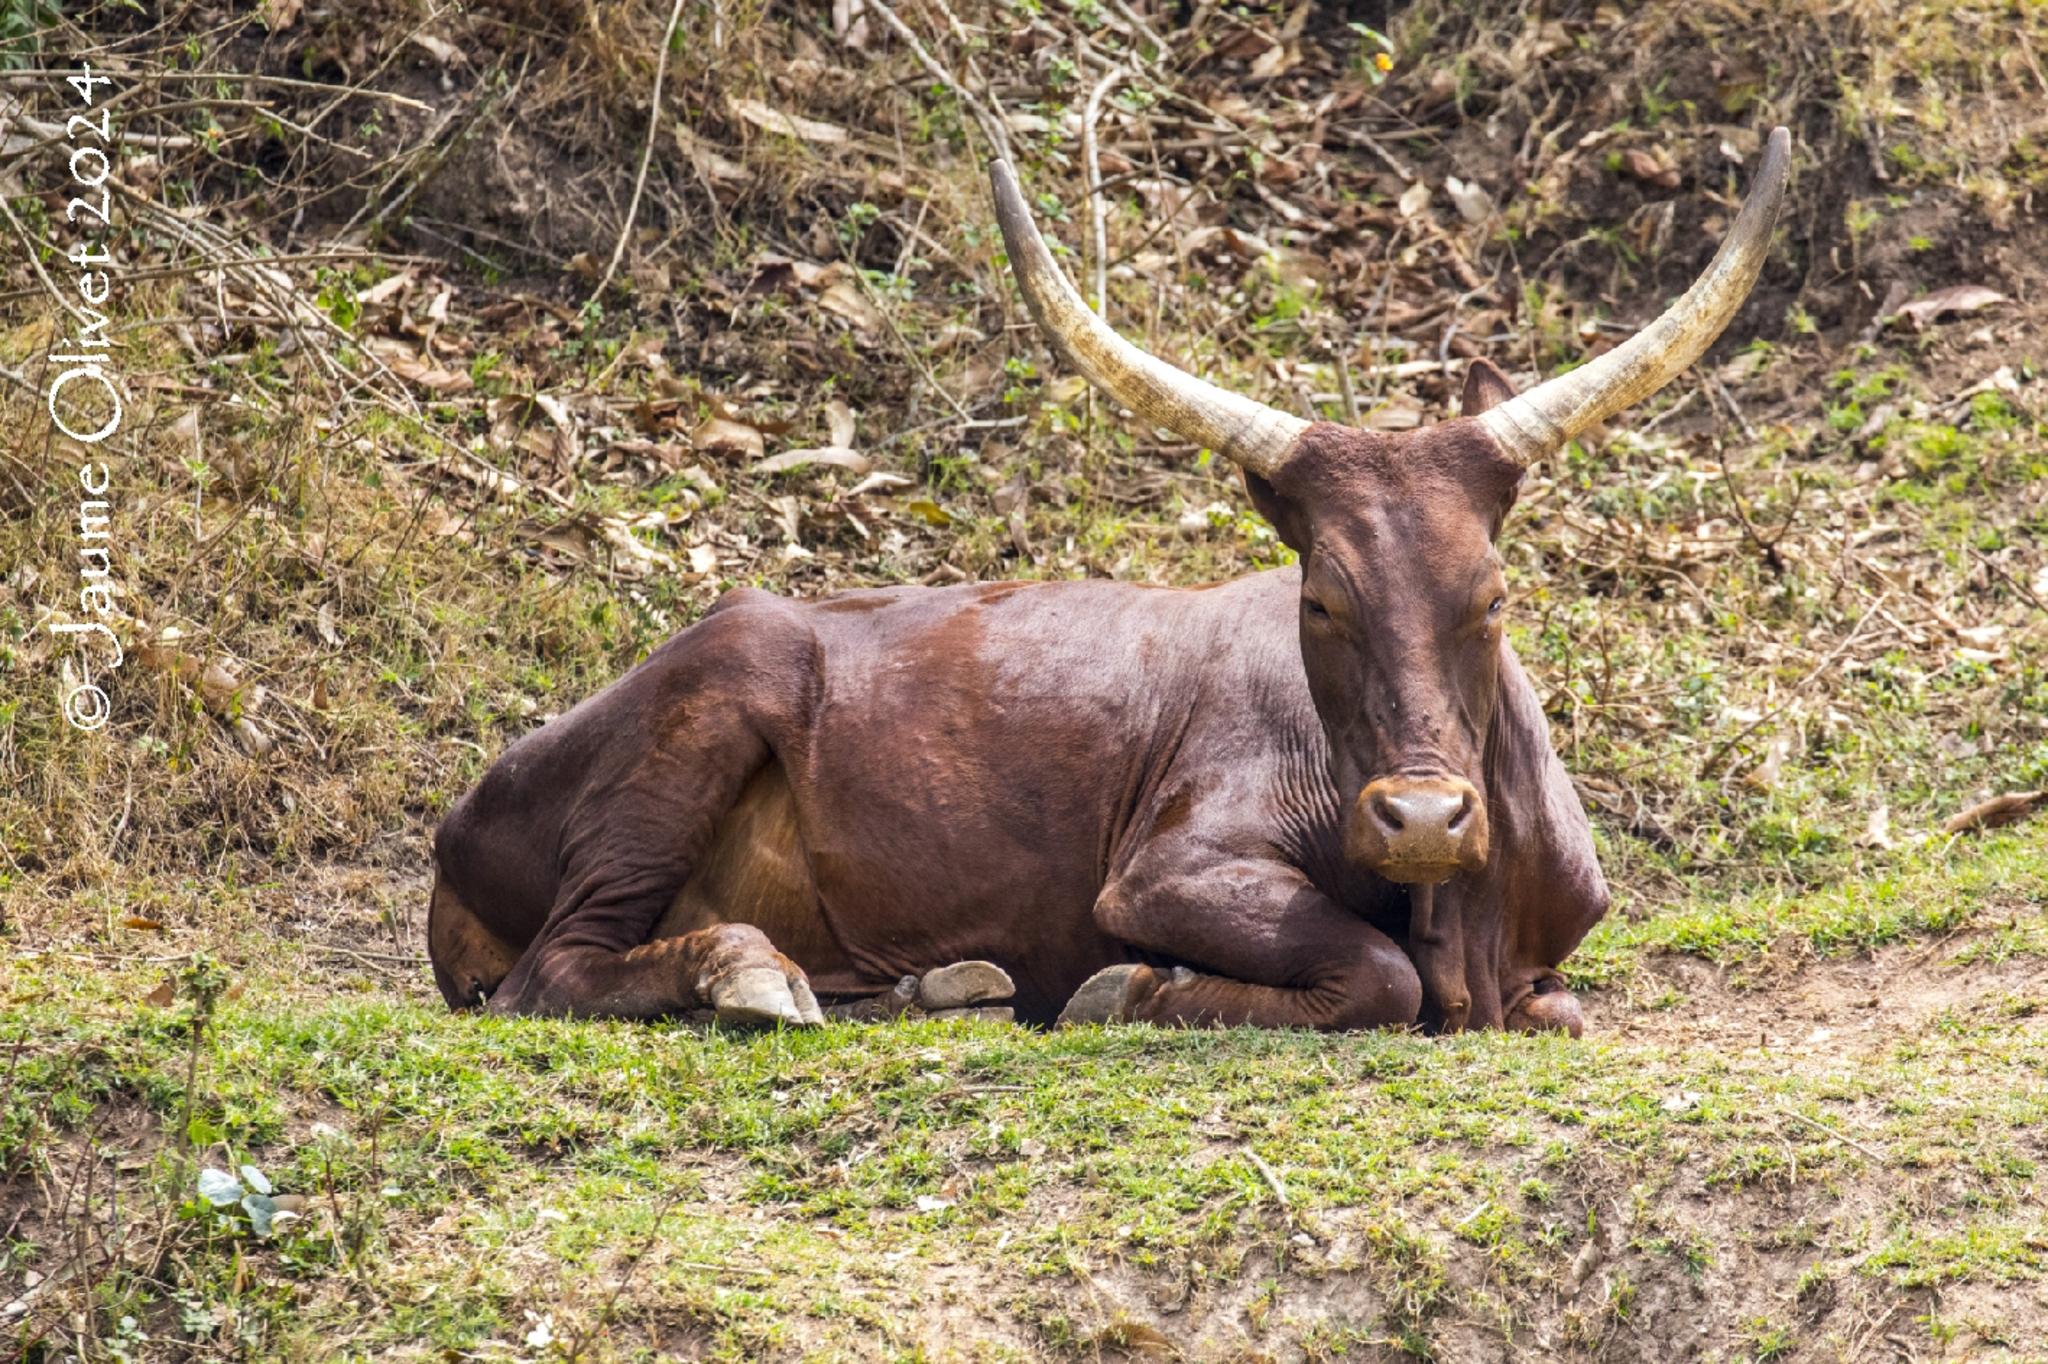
[1347,775,1489,883]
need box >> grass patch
[7,887,2047,1360]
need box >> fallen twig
[1243,1147,1291,1213]
[1776,1105,1886,1163]
[1082,63,1127,315]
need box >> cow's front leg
[1063,858,1422,1030]
[490,921,824,1027]
[1408,869,1591,1037]
[1454,644,1609,1038]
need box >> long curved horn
[990,159,1309,479]
[1478,126,1792,466]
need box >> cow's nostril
[1371,795,1404,832]
[1447,792,1473,833]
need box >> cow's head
[992,129,1787,972]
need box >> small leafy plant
[195,1161,298,1238]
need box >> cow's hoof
[1058,964,1148,1026]
[917,960,1015,1011]
[926,1006,1016,1023]
[1506,982,1585,1038]
[711,966,824,1028]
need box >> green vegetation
[7,842,2045,1360]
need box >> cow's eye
[1303,597,1331,621]
[1486,595,1506,619]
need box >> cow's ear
[1243,467,1311,553]
[1489,471,1526,540]
[1459,357,1517,417]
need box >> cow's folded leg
[1075,858,1423,1031]
[1059,955,1419,1030]
[490,922,822,1026]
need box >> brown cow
[428,129,1791,1033]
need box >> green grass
[7,836,2047,1360]
[1568,831,2048,989]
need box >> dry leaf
[730,98,850,144]
[1855,804,1895,851]
[749,252,844,294]
[366,339,472,393]
[531,392,582,465]
[1742,732,1794,789]
[1364,394,1426,430]
[1089,1320,1174,1358]
[355,269,415,307]
[232,717,274,757]
[1620,147,1681,189]
[847,471,914,497]
[686,544,719,575]
[692,417,765,461]
[818,281,883,332]
[1716,348,1770,386]
[833,0,869,47]
[125,916,165,932]
[753,447,872,475]
[143,980,175,1008]
[1248,43,1295,80]
[1396,181,1432,219]
[408,32,465,66]
[1890,285,2007,331]
[1444,176,1493,224]
[825,399,857,449]
[674,124,753,185]
[170,407,202,456]
[198,661,244,716]
[1949,365,2021,405]
[1954,623,2006,650]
